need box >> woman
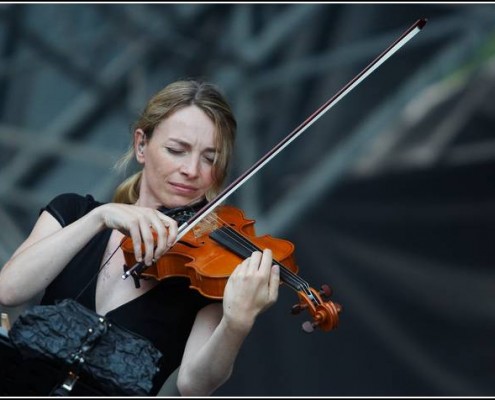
[0,80,280,396]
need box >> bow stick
[176,18,427,240]
[123,18,427,281]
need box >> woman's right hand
[95,203,178,266]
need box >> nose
[179,154,200,178]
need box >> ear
[134,129,146,164]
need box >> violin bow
[185,18,426,241]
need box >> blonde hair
[113,80,237,204]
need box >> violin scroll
[291,284,342,333]
[121,204,343,333]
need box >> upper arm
[164,296,219,395]
[10,210,63,259]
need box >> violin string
[221,226,308,293]
[201,212,314,297]
[202,212,307,289]
[120,206,318,302]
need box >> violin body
[121,204,340,332]
[120,205,298,299]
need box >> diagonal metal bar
[0,205,25,257]
[0,37,151,200]
[0,124,121,168]
[237,4,322,65]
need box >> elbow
[176,366,232,397]
[176,375,211,397]
[0,275,26,307]
[0,295,14,308]
[176,379,194,397]
[0,267,14,307]
[176,376,195,397]
[0,286,19,307]
[0,279,12,307]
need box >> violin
[120,19,427,333]
[121,204,341,333]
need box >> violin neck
[209,226,306,292]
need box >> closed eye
[203,155,215,164]
[166,147,184,155]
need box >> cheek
[145,158,172,184]
[152,153,177,174]
[201,165,216,185]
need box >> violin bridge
[192,211,220,238]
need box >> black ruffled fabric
[9,299,163,396]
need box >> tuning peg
[335,303,343,313]
[291,303,308,315]
[319,284,332,298]
[302,320,316,333]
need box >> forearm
[178,251,279,396]
[0,210,105,306]
[0,201,177,307]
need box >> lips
[169,182,198,194]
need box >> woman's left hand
[221,249,280,333]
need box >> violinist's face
[135,105,217,209]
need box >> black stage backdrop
[216,158,495,396]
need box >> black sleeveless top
[40,193,218,395]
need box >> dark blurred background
[0,2,494,396]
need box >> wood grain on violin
[121,205,341,333]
